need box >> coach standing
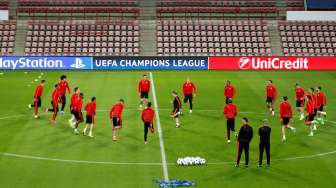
[236,117,253,167]
[258,119,271,167]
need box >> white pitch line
[1,150,336,166]
[149,72,169,182]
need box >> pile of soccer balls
[176,157,206,166]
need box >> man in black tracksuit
[258,119,271,167]
[236,117,253,167]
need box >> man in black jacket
[236,117,253,167]
[258,119,271,167]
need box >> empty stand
[156,0,304,19]
[17,0,140,19]
[279,21,336,56]
[157,20,272,56]
[25,20,140,56]
[0,20,16,55]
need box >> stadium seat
[25,20,140,56]
[157,20,272,56]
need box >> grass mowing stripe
[149,72,170,182]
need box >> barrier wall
[0,56,336,70]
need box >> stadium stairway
[139,0,157,56]
[14,20,27,55]
[268,20,283,56]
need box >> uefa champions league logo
[70,58,86,69]
[238,57,251,70]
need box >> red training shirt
[316,91,327,107]
[223,103,238,119]
[138,79,150,93]
[85,101,96,116]
[34,84,43,98]
[70,93,79,108]
[58,80,71,95]
[295,87,306,101]
[110,103,124,119]
[183,82,196,95]
[280,101,293,118]
[306,99,315,115]
[74,97,83,112]
[266,84,277,98]
[224,84,236,98]
[142,107,155,124]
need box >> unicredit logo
[238,57,309,70]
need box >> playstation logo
[70,58,86,69]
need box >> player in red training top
[295,83,306,120]
[141,102,155,144]
[68,87,80,128]
[138,74,150,109]
[279,96,296,142]
[46,84,61,124]
[28,80,46,118]
[223,99,238,144]
[182,77,196,113]
[316,86,327,125]
[109,99,125,141]
[83,97,96,138]
[308,87,318,122]
[266,80,277,116]
[224,80,236,104]
[72,93,84,135]
[305,95,317,136]
[58,75,71,115]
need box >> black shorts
[86,115,93,124]
[140,92,149,99]
[318,105,324,112]
[70,109,75,115]
[34,96,42,107]
[313,109,318,117]
[296,100,304,107]
[74,111,83,122]
[112,117,121,127]
[225,97,232,104]
[172,108,180,118]
[266,97,274,103]
[184,94,193,102]
[227,118,235,131]
[306,114,314,122]
[282,117,290,126]
[60,94,66,103]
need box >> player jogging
[141,102,155,144]
[83,97,96,138]
[266,80,277,116]
[109,99,124,141]
[171,91,182,128]
[305,95,317,136]
[73,93,84,135]
[138,74,150,109]
[279,96,296,142]
[316,86,327,125]
[224,80,236,104]
[58,75,71,115]
[28,80,45,118]
[182,77,196,113]
[223,99,238,144]
[69,87,80,128]
[295,83,306,120]
[309,87,318,123]
[46,84,61,124]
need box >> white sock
[83,127,87,133]
[175,118,180,125]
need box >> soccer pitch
[0,70,335,188]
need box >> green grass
[0,71,335,188]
